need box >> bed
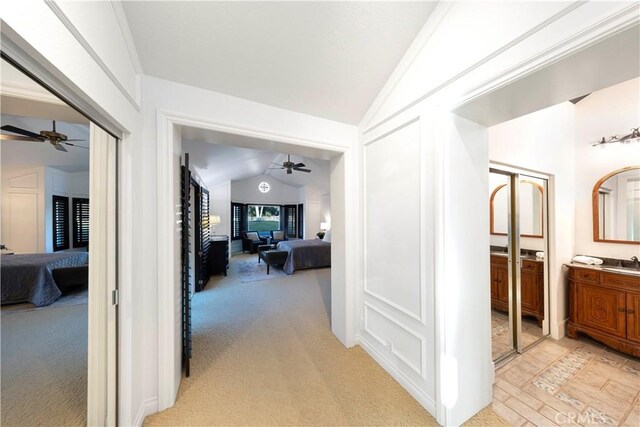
[277,239,331,275]
[1,252,89,307]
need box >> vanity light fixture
[592,127,640,147]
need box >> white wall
[143,75,358,414]
[209,181,231,237]
[489,102,575,339]
[299,186,323,239]
[574,77,640,259]
[2,2,144,425]
[358,2,635,425]
[231,174,299,205]
[1,166,89,253]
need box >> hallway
[144,255,500,425]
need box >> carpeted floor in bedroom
[144,253,505,426]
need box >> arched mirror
[491,180,544,238]
[593,166,640,244]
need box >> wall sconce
[320,222,330,231]
[210,215,221,235]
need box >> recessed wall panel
[365,120,421,318]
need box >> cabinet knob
[628,308,636,314]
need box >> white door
[87,123,117,426]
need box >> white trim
[453,2,640,112]
[358,2,453,130]
[44,0,141,111]
[110,1,144,75]
[156,110,355,411]
[356,335,436,415]
[363,303,425,377]
[132,398,158,427]
[362,1,588,134]
[0,80,66,105]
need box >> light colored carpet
[1,303,87,426]
[1,287,88,314]
[237,258,288,282]
[145,255,506,426]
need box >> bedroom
[1,58,91,426]
[174,131,334,381]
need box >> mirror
[593,166,640,244]
[491,179,544,238]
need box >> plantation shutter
[198,187,211,290]
[52,195,70,251]
[297,203,304,239]
[231,202,247,240]
[72,197,90,248]
[283,204,297,238]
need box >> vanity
[490,252,544,325]
[567,264,640,357]
[565,165,640,357]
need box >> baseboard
[132,397,158,427]
[552,317,569,340]
[356,335,436,416]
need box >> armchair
[242,231,268,254]
[270,230,287,244]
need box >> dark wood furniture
[490,254,544,325]
[567,265,640,357]
[258,248,288,274]
[241,231,268,254]
[210,236,229,277]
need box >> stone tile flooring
[492,310,544,360]
[493,336,640,426]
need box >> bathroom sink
[603,267,640,276]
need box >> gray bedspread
[1,252,89,307]
[277,239,331,275]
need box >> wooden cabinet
[490,255,544,325]
[567,266,640,357]
[210,237,229,277]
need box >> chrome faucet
[632,256,640,269]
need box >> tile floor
[492,309,544,360]
[492,336,640,426]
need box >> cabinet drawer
[571,268,600,283]
[522,260,542,272]
[491,255,508,267]
[603,273,640,289]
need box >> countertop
[490,252,543,262]
[565,262,640,278]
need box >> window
[72,198,90,248]
[297,203,304,239]
[247,204,280,232]
[52,195,69,251]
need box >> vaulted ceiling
[122,1,437,124]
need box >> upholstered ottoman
[258,250,288,274]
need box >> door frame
[0,43,121,425]
[155,110,357,411]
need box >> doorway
[489,166,550,364]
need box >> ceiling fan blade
[51,142,68,152]
[1,125,43,139]
[0,134,42,142]
[64,139,86,142]
[293,163,305,168]
[294,168,312,173]
[62,142,89,149]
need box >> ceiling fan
[269,154,311,174]
[0,120,87,152]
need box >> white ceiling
[122,1,437,124]
[182,135,330,194]
[1,59,90,172]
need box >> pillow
[322,229,331,243]
[272,230,285,240]
[245,231,259,241]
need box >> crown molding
[0,80,65,105]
